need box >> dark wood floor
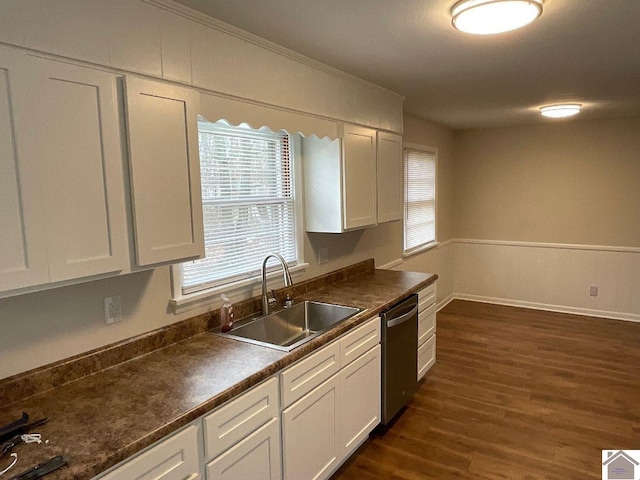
[332,299,640,480]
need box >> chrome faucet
[261,253,293,315]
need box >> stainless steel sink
[213,301,362,351]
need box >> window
[403,145,436,253]
[179,120,298,295]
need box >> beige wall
[454,117,640,247]
[403,114,456,242]
[394,114,456,305]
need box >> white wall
[453,240,640,321]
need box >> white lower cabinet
[339,345,381,457]
[205,418,281,480]
[203,377,281,480]
[98,423,201,480]
[281,317,381,480]
[93,318,382,480]
[417,281,438,380]
[282,375,340,480]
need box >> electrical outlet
[589,285,598,297]
[318,247,329,264]
[104,295,122,324]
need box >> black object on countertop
[8,455,67,480]
[0,413,29,443]
[0,417,49,457]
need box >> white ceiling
[173,0,640,129]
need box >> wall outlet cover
[104,295,123,324]
[318,247,329,264]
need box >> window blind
[181,122,297,294]
[404,147,436,252]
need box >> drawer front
[99,424,200,480]
[205,418,281,480]
[203,377,279,461]
[280,341,341,408]
[340,317,380,367]
[418,334,436,381]
[418,303,436,346]
[418,282,437,312]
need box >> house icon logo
[602,450,640,479]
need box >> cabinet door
[205,418,281,480]
[376,132,403,223]
[339,345,381,458]
[124,76,204,266]
[342,124,377,230]
[282,377,339,480]
[36,59,127,281]
[0,48,49,291]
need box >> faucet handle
[269,289,277,306]
[284,293,294,308]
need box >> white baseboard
[436,294,455,312]
[452,293,640,323]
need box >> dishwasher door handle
[386,305,418,328]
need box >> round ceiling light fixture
[451,0,543,35]
[539,104,582,118]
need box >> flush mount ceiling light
[451,0,543,35]
[540,104,582,118]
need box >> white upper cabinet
[124,76,204,266]
[342,124,378,230]
[0,48,49,292]
[35,58,128,282]
[0,48,128,293]
[376,132,404,224]
[303,124,377,233]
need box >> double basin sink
[214,301,362,351]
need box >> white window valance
[199,93,339,140]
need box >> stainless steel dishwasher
[381,294,419,425]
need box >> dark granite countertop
[0,263,436,479]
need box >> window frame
[170,125,306,313]
[402,143,438,257]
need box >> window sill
[170,262,309,315]
[402,241,439,259]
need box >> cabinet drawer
[205,417,281,480]
[418,282,436,312]
[340,317,380,368]
[418,303,436,346]
[418,334,436,381]
[203,377,278,461]
[99,424,200,480]
[280,341,340,408]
